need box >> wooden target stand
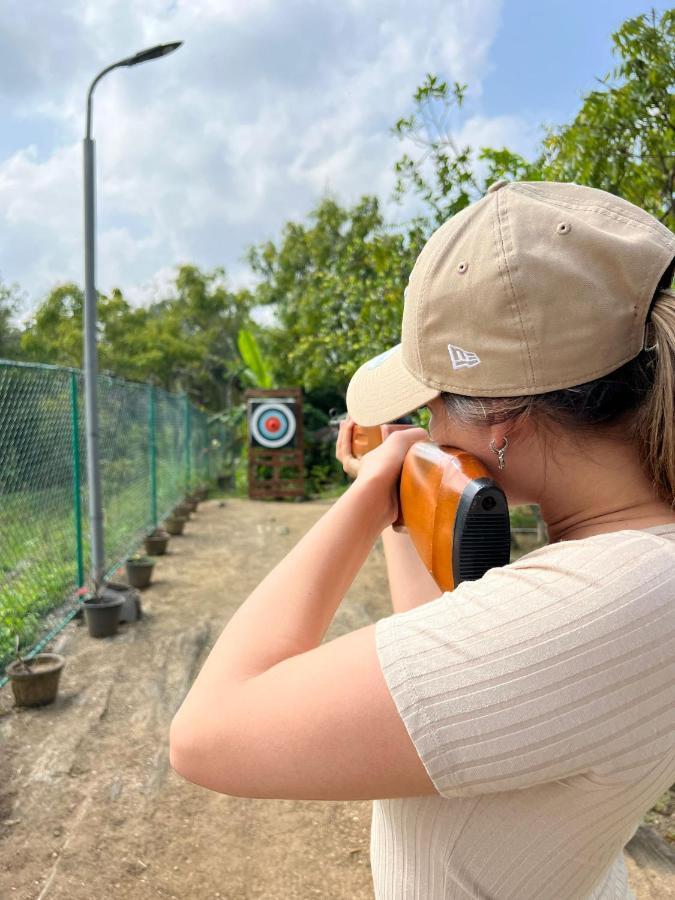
[245,387,305,500]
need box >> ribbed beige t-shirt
[372,524,675,900]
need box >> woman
[170,181,675,899]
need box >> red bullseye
[249,400,297,449]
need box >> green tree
[0,279,23,360]
[20,283,142,371]
[21,283,88,367]
[136,265,254,409]
[237,327,274,389]
[20,266,254,411]
[391,75,542,228]
[247,195,426,396]
[539,7,675,228]
[392,8,675,229]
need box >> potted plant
[5,636,66,707]
[173,500,192,519]
[125,554,155,589]
[183,496,199,513]
[82,579,125,638]
[144,528,170,556]
[192,483,209,502]
[164,513,188,535]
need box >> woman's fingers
[336,417,360,478]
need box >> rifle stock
[352,424,511,591]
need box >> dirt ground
[0,497,673,900]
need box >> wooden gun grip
[351,424,510,591]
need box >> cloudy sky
[0,0,664,317]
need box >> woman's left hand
[337,416,430,525]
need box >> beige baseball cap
[346,180,675,426]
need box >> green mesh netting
[0,360,231,676]
[155,390,187,522]
[0,362,80,670]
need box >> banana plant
[236,328,274,389]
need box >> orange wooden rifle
[351,424,511,591]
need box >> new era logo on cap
[448,344,481,370]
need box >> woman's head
[345,181,675,524]
[428,280,675,512]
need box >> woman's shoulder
[519,523,675,559]
[493,524,675,587]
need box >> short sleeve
[374,534,674,798]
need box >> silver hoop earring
[489,436,508,470]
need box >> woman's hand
[336,416,430,525]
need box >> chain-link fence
[0,359,231,676]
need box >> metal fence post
[184,394,191,494]
[69,372,85,588]
[149,385,158,528]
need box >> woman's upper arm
[381,525,443,613]
[169,622,439,801]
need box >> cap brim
[345,343,440,426]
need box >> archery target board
[248,399,297,449]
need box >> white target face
[250,401,297,448]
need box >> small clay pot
[125,557,155,589]
[144,529,170,556]
[193,485,209,501]
[83,595,125,638]
[164,514,188,536]
[173,501,192,519]
[183,497,199,513]
[6,653,66,707]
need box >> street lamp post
[83,42,182,589]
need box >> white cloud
[0,0,544,312]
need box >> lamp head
[125,42,183,66]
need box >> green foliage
[391,74,542,228]
[209,403,247,485]
[237,327,274,388]
[0,359,231,671]
[247,195,425,395]
[20,266,255,411]
[392,9,675,229]
[0,279,23,360]
[301,398,346,495]
[509,505,539,529]
[535,8,675,229]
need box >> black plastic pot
[125,558,155,589]
[6,653,66,707]
[144,529,170,556]
[83,595,125,638]
[164,514,188,536]
[173,501,192,519]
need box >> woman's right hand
[335,416,364,480]
[336,416,428,481]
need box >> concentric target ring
[250,401,297,448]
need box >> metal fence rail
[0,359,228,675]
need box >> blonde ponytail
[631,287,675,509]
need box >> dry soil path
[0,497,672,900]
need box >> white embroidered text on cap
[448,344,481,370]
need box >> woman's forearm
[381,525,443,613]
[173,475,390,728]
